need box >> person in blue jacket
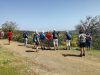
[40,31,45,50]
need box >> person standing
[45,31,52,50]
[86,33,92,50]
[8,30,12,45]
[23,31,28,47]
[40,31,45,50]
[52,29,59,50]
[0,30,4,39]
[66,31,71,50]
[32,32,40,51]
[79,31,86,57]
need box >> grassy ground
[0,46,33,75]
[0,39,100,75]
[87,49,100,56]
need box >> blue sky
[0,0,100,31]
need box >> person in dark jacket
[66,31,71,50]
[23,31,28,47]
[86,33,92,50]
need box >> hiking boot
[83,53,85,56]
[79,54,83,57]
[56,48,58,50]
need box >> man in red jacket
[8,30,12,45]
[45,31,52,49]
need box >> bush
[93,36,100,50]
[71,41,77,47]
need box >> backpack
[80,34,86,43]
[66,34,71,40]
[53,32,58,39]
[33,34,39,42]
[23,32,28,38]
[40,33,45,40]
[86,36,92,42]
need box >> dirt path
[0,39,100,75]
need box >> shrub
[93,36,100,50]
[71,41,77,47]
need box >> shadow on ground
[4,43,10,45]
[25,50,37,52]
[18,45,24,46]
[62,54,80,57]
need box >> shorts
[66,40,70,46]
[24,38,28,44]
[35,41,39,46]
[86,41,91,48]
[79,42,86,48]
[53,39,58,46]
[40,40,45,44]
[8,37,12,41]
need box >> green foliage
[5,30,79,48]
[0,66,18,75]
[88,49,100,56]
[76,16,100,50]
[1,21,17,32]
[1,21,17,39]
[71,42,77,47]
[70,34,78,47]
[28,37,33,44]
[58,31,66,46]
[93,35,100,49]
[0,48,32,75]
[76,16,100,35]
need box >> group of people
[0,30,12,45]
[0,29,92,57]
[23,29,72,51]
[23,29,92,57]
[78,31,92,57]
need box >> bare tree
[76,16,100,35]
[1,21,17,32]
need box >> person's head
[47,30,50,33]
[66,30,69,34]
[86,33,90,36]
[24,31,27,33]
[53,28,56,32]
[35,31,38,35]
[35,30,38,34]
[9,30,11,32]
[86,33,89,35]
[79,29,84,34]
[79,26,85,34]
[42,30,44,33]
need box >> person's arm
[45,34,48,40]
[90,36,92,40]
[37,37,40,43]
[7,32,9,37]
[50,33,52,40]
[76,35,80,45]
[11,32,13,36]
[78,34,80,39]
[57,32,59,37]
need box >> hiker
[66,31,71,50]
[79,31,86,57]
[45,31,52,50]
[40,31,45,50]
[52,29,59,50]
[23,31,28,47]
[32,32,40,51]
[86,33,92,50]
[8,30,12,45]
[0,30,4,39]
